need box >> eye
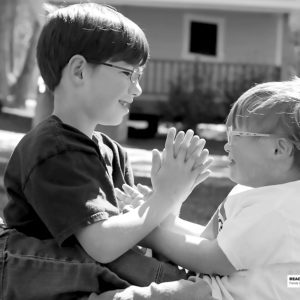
[121,71,131,77]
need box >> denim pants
[0,227,187,300]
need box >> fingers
[186,138,205,162]
[163,128,200,161]
[194,170,211,187]
[176,129,194,162]
[163,128,210,170]
[191,148,210,169]
[151,149,162,177]
[136,183,152,196]
[114,187,129,203]
[115,184,146,212]
[193,157,214,187]
[164,127,176,159]
[115,187,132,211]
[173,131,185,157]
[122,184,142,198]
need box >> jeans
[0,227,187,300]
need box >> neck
[264,168,300,187]
[53,90,97,138]
[53,109,96,138]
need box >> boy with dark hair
[0,3,211,299]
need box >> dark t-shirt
[3,115,134,245]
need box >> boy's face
[224,126,276,187]
[83,60,143,126]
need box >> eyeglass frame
[97,62,143,84]
[226,126,300,150]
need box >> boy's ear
[274,138,294,157]
[67,55,86,84]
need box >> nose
[224,141,230,153]
[129,80,142,97]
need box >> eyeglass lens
[131,70,142,83]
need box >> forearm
[76,191,180,263]
[162,215,206,236]
[144,226,236,276]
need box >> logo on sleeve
[218,200,227,233]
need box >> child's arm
[75,129,210,263]
[116,185,207,237]
[162,205,219,239]
[144,224,236,276]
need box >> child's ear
[68,55,86,84]
[274,138,294,157]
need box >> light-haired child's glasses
[227,126,300,150]
[100,62,143,84]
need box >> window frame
[182,14,225,62]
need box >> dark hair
[36,3,150,91]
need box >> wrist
[151,187,183,206]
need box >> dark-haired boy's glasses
[100,63,143,84]
[227,126,300,150]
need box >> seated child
[0,3,212,299]
[98,77,300,300]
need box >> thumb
[151,149,162,177]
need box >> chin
[229,173,246,186]
[101,118,123,126]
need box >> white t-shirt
[203,181,300,300]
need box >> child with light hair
[100,77,300,300]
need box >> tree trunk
[0,0,17,104]
[11,0,44,108]
[13,20,41,107]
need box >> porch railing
[139,59,281,100]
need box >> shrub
[163,62,275,131]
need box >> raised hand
[151,128,211,206]
[167,129,213,186]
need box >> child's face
[83,60,143,126]
[224,126,276,187]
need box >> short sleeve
[24,150,119,245]
[217,209,288,270]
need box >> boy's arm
[144,225,236,276]
[75,190,181,263]
[76,129,210,263]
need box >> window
[183,14,224,61]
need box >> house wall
[116,6,280,65]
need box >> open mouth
[119,100,131,108]
[226,156,234,166]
